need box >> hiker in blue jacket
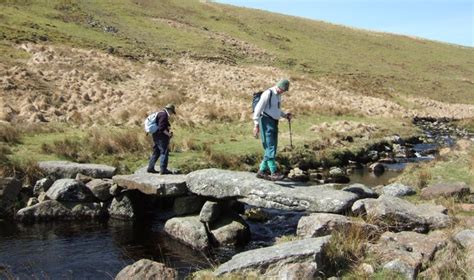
[253,79,292,180]
[147,104,176,174]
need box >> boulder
[381,183,416,197]
[278,263,317,280]
[46,179,96,202]
[115,259,177,280]
[16,200,71,222]
[86,179,113,201]
[215,236,331,277]
[369,231,448,279]
[199,201,220,223]
[383,259,416,280]
[352,195,451,232]
[0,177,21,217]
[420,182,470,200]
[209,215,250,246]
[297,213,379,238]
[33,177,54,195]
[109,184,123,196]
[453,229,474,249]
[70,202,107,219]
[75,173,93,184]
[329,167,344,177]
[186,169,358,213]
[173,195,204,216]
[112,173,187,196]
[288,168,309,182]
[16,200,106,222]
[369,162,385,174]
[38,161,116,179]
[164,216,209,250]
[328,167,350,183]
[342,183,378,199]
[108,193,137,220]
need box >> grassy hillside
[1,0,473,103]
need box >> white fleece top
[253,86,287,125]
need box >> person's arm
[281,111,293,120]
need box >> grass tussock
[0,123,21,144]
[41,128,150,161]
[419,241,468,280]
[0,148,44,186]
[274,234,301,244]
[455,117,474,133]
[324,224,372,277]
[86,129,150,155]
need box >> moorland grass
[1,0,473,105]
[5,114,418,173]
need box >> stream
[0,118,470,279]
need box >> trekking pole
[288,119,293,149]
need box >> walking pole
[288,119,293,149]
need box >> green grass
[1,0,473,104]
[397,145,474,189]
[5,114,417,174]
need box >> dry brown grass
[86,129,149,155]
[324,223,373,276]
[418,168,432,189]
[41,138,89,162]
[39,128,150,164]
[4,44,473,128]
[419,240,468,280]
[0,122,20,144]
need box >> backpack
[252,89,273,112]
[144,112,159,134]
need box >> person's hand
[253,125,260,139]
[286,112,293,121]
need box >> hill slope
[1,0,473,125]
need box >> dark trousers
[147,133,170,172]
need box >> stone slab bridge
[112,168,360,213]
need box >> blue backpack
[144,112,159,134]
[252,89,273,112]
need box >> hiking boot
[160,169,173,175]
[147,169,159,174]
[256,170,269,179]
[268,172,285,181]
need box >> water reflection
[0,219,210,279]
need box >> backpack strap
[267,88,273,109]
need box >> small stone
[115,259,176,280]
[360,263,374,274]
[382,183,416,197]
[33,177,54,196]
[244,207,269,222]
[27,197,39,207]
[199,201,220,223]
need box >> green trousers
[258,115,279,173]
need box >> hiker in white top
[252,79,292,181]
